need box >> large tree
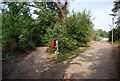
[109,0,120,42]
[24,0,68,22]
[112,0,120,26]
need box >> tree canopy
[1,1,96,62]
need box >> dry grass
[47,46,88,62]
[111,40,120,47]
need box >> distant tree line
[97,29,108,38]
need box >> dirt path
[3,38,117,79]
[63,38,117,79]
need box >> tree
[1,2,95,61]
[23,0,68,22]
[109,0,120,42]
[2,2,37,61]
[2,2,22,53]
[55,0,68,22]
[97,29,108,37]
[109,27,120,41]
[62,10,94,46]
[112,0,120,26]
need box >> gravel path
[63,38,116,79]
[3,38,117,79]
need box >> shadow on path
[64,39,118,79]
[2,39,118,79]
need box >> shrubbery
[108,26,120,42]
[2,2,94,61]
[47,11,94,54]
[2,2,58,61]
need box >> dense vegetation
[97,29,108,38]
[56,11,94,53]
[1,2,104,62]
[109,27,120,42]
[109,0,120,44]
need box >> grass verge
[92,38,103,42]
[111,40,120,47]
[47,39,103,63]
[47,46,89,63]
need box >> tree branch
[64,0,68,10]
[24,3,46,13]
[55,0,65,17]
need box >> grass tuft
[111,40,120,47]
[47,46,88,62]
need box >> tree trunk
[55,0,68,22]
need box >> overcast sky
[68,0,115,32]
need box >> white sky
[0,0,114,32]
[68,1,115,32]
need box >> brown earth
[2,38,119,79]
[111,45,120,78]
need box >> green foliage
[90,29,108,42]
[2,3,20,54]
[35,10,58,45]
[47,10,94,54]
[2,53,17,62]
[97,29,108,37]
[48,47,88,62]
[63,11,94,46]
[58,35,78,53]
[2,2,59,62]
[109,1,120,44]
[2,2,94,62]
[112,1,120,13]
[108,26,120,42]
[2,2,35,61]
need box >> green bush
[63,11,93,45]
[109,26,120,42]
[2,2,94,62]
[48,10,94,54]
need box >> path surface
[3,38,117,79]
[63,38,116,79]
